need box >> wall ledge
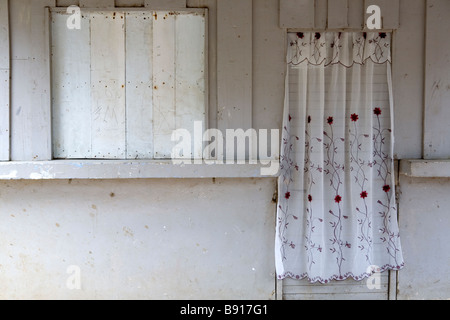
[400,159,450,178]
[0,160,279,180]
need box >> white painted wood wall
[51,8,207,160]
[1,0,449,300]
[0,0,9,161]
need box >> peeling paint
[30,169,55,180]
[0,170,17,179]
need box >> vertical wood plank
[348,0,364,29]
[115,0,145,7]
[314,0,327,29]
[217,0,253,161]
[283,273,390,300]
[10,0,55,161]
[392,0,425,159]
[186,0,217,131]
[90,11,126,159]
[252,0,285,159]
[424,0,450,159]
[175,12,207,159]
[144,0,186,9]
[0,69,9,161]
[125,11,154,159]
[152,11,176,159]
[0,0,9,69]
[388,271,398,300]
[51,11,91,159]
[328,0,348,29]
[217,0,252,132]
[0,0,10,160]
[279,0,314,29]
[56,0,80,6]
[79,0,114,8]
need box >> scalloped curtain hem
[277,263,405,284]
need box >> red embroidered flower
[374,107,382,116]
[315,32,321,40]
[335,195,342,203]
[289,114,292,122]
[383,185,391,193]
[285,192,291,199]
[308,195,313,202]
[327,117,334,125]
[360,191,368,199]
[308,115,312,124]
[297,32,304,39]
[379,32,387,39]
[351,113,359,122]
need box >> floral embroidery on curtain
[276,32,404,284]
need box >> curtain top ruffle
[287,32,391,67]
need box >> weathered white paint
[0,69,9,161]
[80,0,114,8]
[400,159,450,178]
[347,0,364,29]
[279,0,314,29]
[125,11,154,160]
[0,170,17,179]
[0,178,276,300]
[328,0,349,29]
[280,0,400,30]
[252,0,285,152]
[10,0,54,161]
[0,0,9,161]
[0,160,280,180]
[52,12,92,159]
[217,0,252,133]
[283,273,390,300]
[187,0,218,130]
[116,0,145,7]
[90,11,127,159]
[175,13,207,159]
[397,174,450,300]
[145,0,186,9]
[152,11,176,159]
[3,0,450,301]
[52,8,207,160]
[314,0,327,29]
[424,0,450,159]
[392,0,425,159]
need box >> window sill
[400,159,450,178]
[0,160,279,180]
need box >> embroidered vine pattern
[373,108,402,267]
[277,119,298,262]
[323,117,348,278]
[304,116,323,271]
[349,114,373,264]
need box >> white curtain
[276,32,404,283]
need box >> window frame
[0,5,276,180]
